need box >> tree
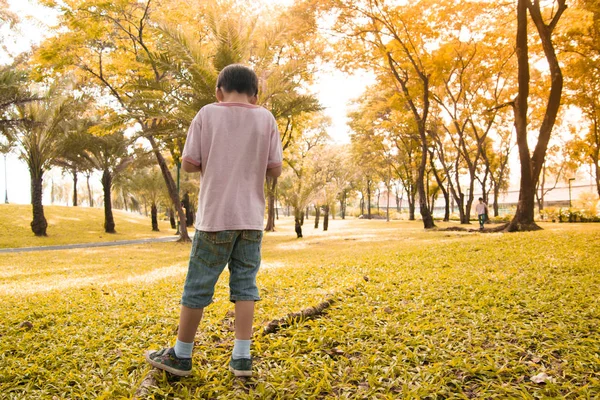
[129,165,168,231]
[53,121,93,207]
[85,131,132,233]
[10,85,82,236]
[562,1,600,198]
[508,0,568,232]
[429,25,515,224]
[280,114,329,238]
[36,0,192,241]
[0,64,37,130]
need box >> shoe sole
[229,365,252,377]
[145,351,191,377]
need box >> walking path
[0,236,179,254]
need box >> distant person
[145,64,283,377]
[475,197,489,230]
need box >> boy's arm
[183,160,202,173]
[266,165,282,178]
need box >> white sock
[173,339,193,359]
[232,339,251,359]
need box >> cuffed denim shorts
[181,230,263,308]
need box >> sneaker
[145,347,192,377]
[229,357,252,377]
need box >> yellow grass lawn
[0,204,177,248]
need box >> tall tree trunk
[265,177,277,231]
[314,204,320,229]
[508,0,566,232]
[360,195,364,216]
[151,203,159,231]
[340,190,347,220]
[386,184,390,222]
[493,184,500,218]
[86,173,94,207]
[367,183,372,219]
[323,205,329,231]
[429,156,449,221]
[182,192,194,226]
[408,188,416,221]
[594,157,600,198]
[169,207,176,229]
[148,136,190,242]
[102,169,116,233]
[417,141,435,228]
[30,170,47,236]
[294,208,303,238]
[72,167,78,207]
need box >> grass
[0,214,599,399]
[0,204,176,249]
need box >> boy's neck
[218,90,255,104]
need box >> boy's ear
[249,95,258,105]
[215,87,224,102]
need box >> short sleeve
[182,112,202,167]
[267,117,283,169]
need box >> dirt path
[0,236,179,254]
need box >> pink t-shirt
[181,102,283,232]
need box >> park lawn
[0,204,176,249]
[0,218,599,399]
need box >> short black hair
[216,64,259,97]
[479,197,483,201]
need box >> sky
[1,0,374,205]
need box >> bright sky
[1,0,374,205]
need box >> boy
[475,197,488,230]
[145,64,283,377]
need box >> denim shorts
[181,230,263,308]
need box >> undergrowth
[1,218,599,399]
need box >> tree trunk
[508,0,566,232]
[340,190,346,220]
[30,171,48,236]
[367,183,372,219]
[306,206,310,220]
[408,188,416,221]
[300,211,305,226]
[596,161,600,198]
[314,204,320,229]
[86,173,94,207]
[537,163,546,212]
[386,184,390,222]
[182,192,194,226]
[169,207,177,229]
[294,208,303,238]
[72,167,78,207]
[323,205,329,231]
[151,203,159,231]
[493,183,500,217]
[148,136,190,242]
[102,169,116,233]
[265,177,277,231]
[417,144,435,228]
[360,194,364,216]
[443,190,450,222]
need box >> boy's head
[479,197,483,202]
[216,64,259,98]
